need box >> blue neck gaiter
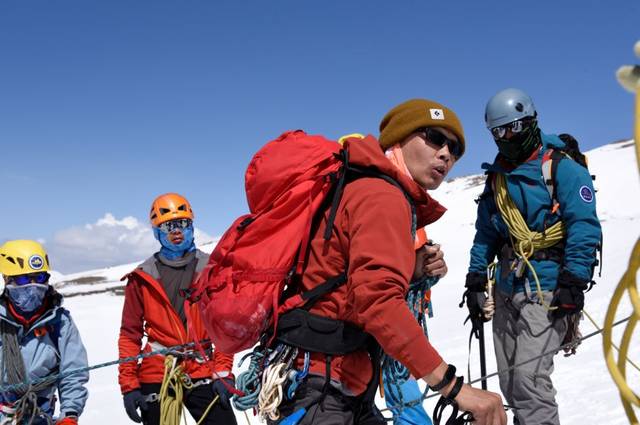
[5,284,48,314]
[153,224,196,260]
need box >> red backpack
[190,130,347,353]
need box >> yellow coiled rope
[493,172,565,309]
[159,355,219,425]
[605,43,640,425]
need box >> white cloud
[47,213,215,273]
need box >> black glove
[464,272,488,326]
[212,377,235,410]
[123,389,147,423]
[551,269,588,318]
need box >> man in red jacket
[118,193,236,425]
[275,100,506,425]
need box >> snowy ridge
[52,141,639,424]
[49,241,217,297]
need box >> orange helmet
[149,193,194,227]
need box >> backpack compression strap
[541,149,570,211]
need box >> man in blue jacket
[465,89,601,425]
[0,240,89,425]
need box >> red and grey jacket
[117,250,233,394]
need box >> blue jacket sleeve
[554,158,602,282]
[57,310,90,417]
[468,180,501,274]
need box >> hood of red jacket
[345,135,446,227]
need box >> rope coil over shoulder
[0,320,57,425]
[493,173,565,309]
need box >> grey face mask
[5,284,48,313]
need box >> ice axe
[460,265,495,391]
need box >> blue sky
[1,1,637,272]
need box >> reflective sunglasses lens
[510,120,524,133]
[426,129,462,159]
[159,219,191,233]
[425,129,447,148]
[10,273,48,285]
[448,142,463,159]
[491,126,507,139]
[13,275,32,285]
[33,272,49,284]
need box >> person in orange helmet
[117,193,237,425]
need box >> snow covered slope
[50,140,639,424]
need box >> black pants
[271,377,386,425]
[140,382,237,425]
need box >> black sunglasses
[490,117,535,139]
[419,128,463,160]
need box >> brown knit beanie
[379,99,465,156]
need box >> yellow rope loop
[606,54,640,424]
[159,355,186,425]
[517,238,535,260]
[604,238,640,424]
[584,310,640,373]
[157,355,219,425]
[195,395,219,425]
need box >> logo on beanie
[430,108,445,120]
[29,255,44,270]
[579,186,593,203]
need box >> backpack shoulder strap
[475,172,496,205]
[323,149,414,241]
[541,148,568,205]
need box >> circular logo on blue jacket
[29,255,45,270]
[579,186,594,203]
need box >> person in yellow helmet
[0,240,89,425]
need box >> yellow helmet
[0,240,50,277]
